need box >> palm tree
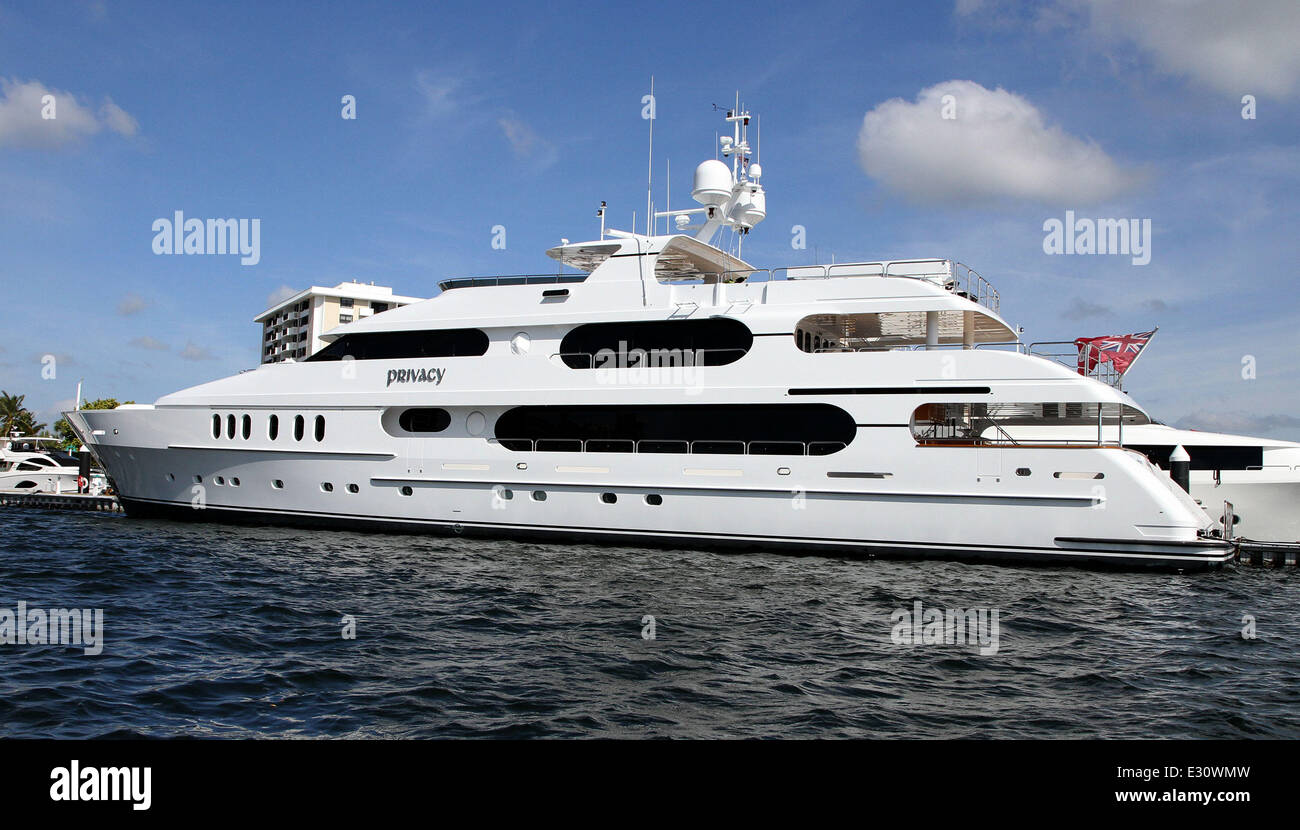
[0,390,26,436]
[13,410,47,436]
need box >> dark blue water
[1,508,1298,738]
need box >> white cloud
[956,1,1300,98]
[99,97,139,137]
[117,292,148,315]
[179,342,215,361]
[1062,297,1113,321]
[266,284,298,308]
[0,78,139,149]
[1082,0,1300,98]
[128,336,169,351]
[414,70,476,120]
[497,115,557,168]
[857,80,1136,206]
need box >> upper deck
[332,234,1011,349]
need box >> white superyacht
[68,106,1233,568]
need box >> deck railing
[680,259,1001,314]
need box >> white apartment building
[255,281,424,363]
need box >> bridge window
[559,318,752,368]
[306,328,488,361]
[796,310,1013,352]
[495,403,854,455]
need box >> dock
[0,489,123,512]
[1236,541,1300,568]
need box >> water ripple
[1,509,1298,738]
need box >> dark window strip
[791,386,992,396]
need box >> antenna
[654,95,766,245]
[665,158,670,235]
[645,75,654,236]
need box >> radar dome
[692,160,733,206]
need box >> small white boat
[0,434,84,493]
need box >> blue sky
[1,0,1298,438]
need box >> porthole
[321,482,333,493]
[241,414,251,440]
[231,477,241,487]
[211,414,221,439]
[511,331,531,355]
[466,410,486,436]
[600,492,617,504]
[531,490,547,501]
[194,475,203,484]
[226,414,236,439]
[294,415,305,441]
[645,494,663,506]
[167,473,175,482]
[215,476,225,486]
[314,415,325,442]
[268,414,279,441]
[1015,468,1031,477]
[400,485,413,496]
[347,483,359,494]
[272,479,284,489]
[496,487,514,501]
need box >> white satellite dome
[692,159,733,206]
[729,187,766,229]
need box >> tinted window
[294,415,305,441]
[314,415,325,442]
[268,414,279,440]
[398,408,451,433]
[495,403,854,455]
[306,328,488,361]
[559,318,752,368]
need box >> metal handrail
[1025,341,1122,387]
[686,259,1001,314]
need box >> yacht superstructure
[66,105,1234,568]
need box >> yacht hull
[70,407,1233,571]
